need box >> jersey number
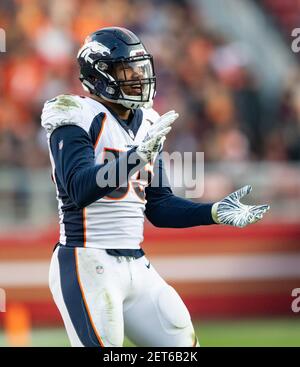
[103,148,153,201]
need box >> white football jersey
[41,94,160,249]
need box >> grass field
[1,318,300,347]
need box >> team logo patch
[78,41,111,63]
[96,265,104,274]
[48,95,82,111]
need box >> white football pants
[49,246,199,347]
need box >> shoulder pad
[41,95,84,135]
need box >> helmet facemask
[78,52,156,110]
[93,54,156,109]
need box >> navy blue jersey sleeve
[50,125,143,208]
[145,155,215,227]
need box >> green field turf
[1,318,300,347]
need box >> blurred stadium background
[1,0,300,346]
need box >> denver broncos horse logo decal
[77,41,111,63]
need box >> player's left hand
[211,185,270,228]
[136,110,179,162]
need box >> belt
[53,243,145,259]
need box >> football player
[41,27,269,347]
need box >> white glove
[211,185,270,228]
[136,110,179,162]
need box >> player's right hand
[136,110,179,162]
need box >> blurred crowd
[1,0,300,169]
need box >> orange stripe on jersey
[94,113,107,149]
[74,248,105,347]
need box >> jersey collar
[102,104,144,140]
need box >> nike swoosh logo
[145,261,151,269]
[146,119,154,125]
